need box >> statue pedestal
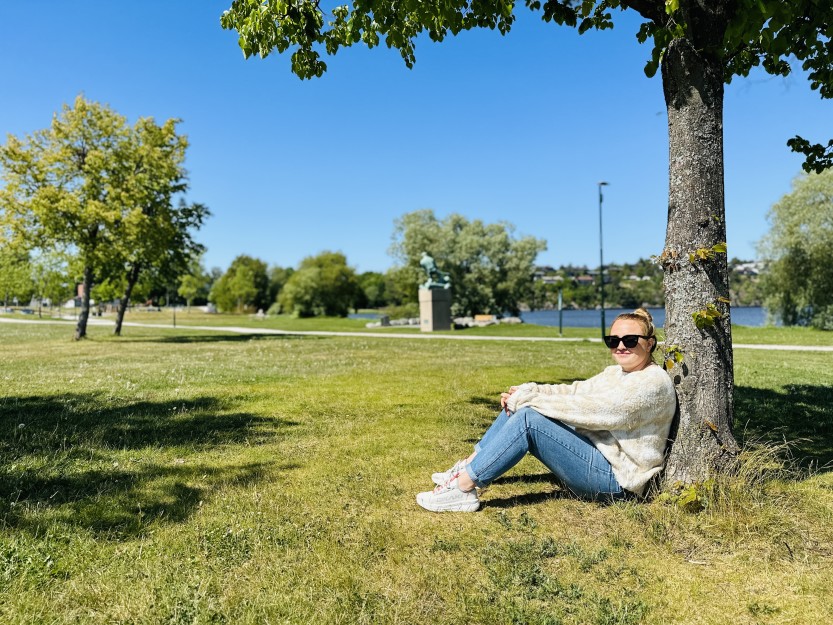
[419,288,452,332]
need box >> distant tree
[30,249,73,316]
[178,255,213,310]
[0,96,130,339]
[268,265,295,304]
[110,115,209,335]
[0,246,33,307]
[526,279,558,311]
[210,255,270,313]
[209,266,224,286]
[561,280,597,310]
[390,210,546,317]
[606,262,664,309]
[278,251,360,317]
[727,258,762,308]
[0,96,208,337]
[758,170,833,329]
[357,271,388,309]
[90,277,123,309]
[382,266,414,307]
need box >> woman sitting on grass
[417,308,677,512]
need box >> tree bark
[74,265,94,340]
[114,261,142,336]
[660,29,740,484]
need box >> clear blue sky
[1,1,830,274]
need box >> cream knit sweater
[505,364,677,496]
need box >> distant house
[575,275,595,286]
[734,261,763,276]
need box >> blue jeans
[465,408,626,500]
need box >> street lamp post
[598,181,609,341]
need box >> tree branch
[620,0,664,23]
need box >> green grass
[8,308,833,346]
[731,324,833,346]
[1,322,832,624]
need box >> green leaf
[580,0,595,18]
[577,17,594,34]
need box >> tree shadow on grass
[493,472,562,486]
[484,472,578,509]
[0,394,297,451]
[734,384,833,470]
[118,333,316,344]
[0,393,299,536]
[468,396,500,409]
[3,457,300,537]
[484,488,571,510]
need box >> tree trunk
[660,32,740,484]
[74,265,94,340]
[114,262,142,336]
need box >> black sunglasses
[604,334,650,349]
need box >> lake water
[521,306,771,328]
[352,306,772,327]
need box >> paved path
[3,316,833,352]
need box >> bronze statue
[420,252,451,290]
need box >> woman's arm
[506,367,675,431]
[506,369,609,407]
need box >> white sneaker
[431,459,466,486]
[416,476,480,512]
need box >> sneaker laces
[433,471,461,494]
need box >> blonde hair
[613,307,657,356]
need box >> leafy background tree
[0,95,209,337]
[178,254,214,310]
[377,265,420,318]
[109,114,210,335]
[0,246,33,307]
[278,251,360,317]
[356,271,388,310]
[209,254,270,313]
[758,169,833,329]
[268,265,295,306]
[389,209,546,317]
[29,249,74,315]
[727,258,763,308]
[0,96,130,339]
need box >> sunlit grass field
[9,306,833,345]
[1,321,832,624]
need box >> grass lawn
[8,308,833,346]
[1,322,832,624]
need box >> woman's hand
[500,386,519,413]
